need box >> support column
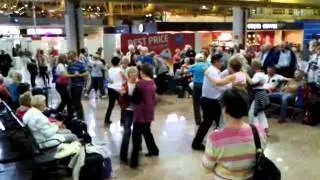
[107,2,114,26]
[232,7,247,48]
[65,0,84,53]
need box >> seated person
[15,91,32,120]
[0,74,13,108]
[264,66,290,93]
[269,70,305,123]
[6,71,23,110]
[23,95,77,149]
[180,57,193,96]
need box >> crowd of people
[0,38,319,179]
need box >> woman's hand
[54,121,65,129]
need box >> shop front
[156,22,233,53]
[246,22,304,48]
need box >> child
[119,67,138,163]
[247,60,270,135]
[130,64,159,168]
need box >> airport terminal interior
[0,0,320,180]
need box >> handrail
[0,99,25,128]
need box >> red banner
[120,33,195,61]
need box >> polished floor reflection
[82,94,320,180]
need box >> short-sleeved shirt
[89,60,104,77]
[251,72,267,89]
[67,60,87,88]
[188,62,209,84]
[56,63,66,76]
[202,66,231,100]
[264,74,284,90]
[137,55,154,65]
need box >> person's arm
[205,69,235,86]
[202,136,221,171]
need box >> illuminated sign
[27,28,63,35]
[247,23,278,30]
[0,26,20,35]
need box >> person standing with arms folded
[187,53,209,125]
[130,64,159,168]
[192,54,231,151]
[67,51,88,120]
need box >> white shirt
[252,72,267,89]
[108,67,124,91]
[264,74,284,90]
[56,63,66,76]
[277,50,291,67]
[202,66,231,100]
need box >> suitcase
[79,152,104,180]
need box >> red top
[133,80,156,123]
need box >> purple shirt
[133,80,156,123]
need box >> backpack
[250,124,281,180]
[70,119,89,139]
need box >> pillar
[107,2,114,26]
[232,7,247,47]
[64,0,84,53]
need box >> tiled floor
[82,95,320,180]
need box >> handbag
[56,75,69,85]
[250,124,281,180]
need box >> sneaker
[84,93,89,97]
[101,95,107,99]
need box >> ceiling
[14,0,320,8]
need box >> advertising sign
[120,33,195,61]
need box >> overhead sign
[27,28,63,35]
[247,23,278,30]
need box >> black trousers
[105,88,121,123]
[130,122,159,167]
[192,83,203,125]
[30,72,37,88]
[192,97,221,147]
[87,77,105,96]
[39,66,49,87]
[70,86,84,120]
[56,85,73,119]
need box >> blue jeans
[120,110,134,160]
[269,92,294,120]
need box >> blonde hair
[126,67,138,78]
[19,91,32,106]
[31,95,46,110]
[12,72,22,84]
[122,56,130,64]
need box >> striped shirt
[202,125,265,180]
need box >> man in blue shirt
[187,54,209,125]
[136,46,154,66]
[67,51,88,120]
